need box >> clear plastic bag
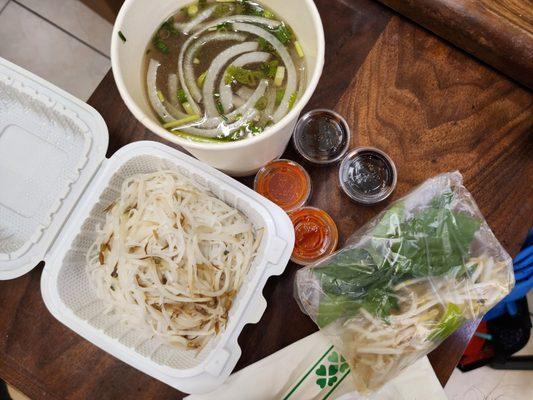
[294,172,514,394]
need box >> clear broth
[144,0,307,142]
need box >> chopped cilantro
[177,89,188,104]
[236,0,264,16]
[257,37,273,52]
[260,60,279,78]
[254,96,267,110]
[217,21,233,31]
[288,92,297,110]
[275,89,285,105]
[154,39,169,54]
[269,22,293,45]
[160,17,179,36]
[214,93,225,115]
[225,65,263,86]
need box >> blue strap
[506,301,518,316]
[514,246,533,265]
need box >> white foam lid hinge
[0,57,109,280]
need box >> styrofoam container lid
[0,57,108,279]
[0,57,295,394]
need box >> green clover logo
[315,351,349,389]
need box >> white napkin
[185,332,448,400]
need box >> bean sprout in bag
[294,172,514,394]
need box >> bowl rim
[111,0,326,151]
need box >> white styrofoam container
[0,57,294,394]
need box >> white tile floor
[0,3,111,399]
[0,0,111,101]
[0,2,531,399]
[17,0,112,56]
[444,292,533,400]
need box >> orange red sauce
[289,207,338,265]
[254,159,311,212]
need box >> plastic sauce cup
[292,109,351,165]
[339,147,397,204]
[289,207,338,265]
[254,159,312,213]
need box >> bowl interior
[112,0,323,149]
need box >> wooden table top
[1,1,532,399]
[376,0,533,90]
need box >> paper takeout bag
[185,331,448,400]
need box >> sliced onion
[259,86,276,127]
[219,85,234,113]
[167,73,178,104]
[174,6,215,34]
[177,15,281,111]
[192,14,281,34]
[233,95,245,108]
[219,86,234,113]
[200,79,269,129]
[147,59,172,122]
[236,86,254,100]
[233,51,271,67]
[205,15,281,30]
[180,108,258,138]
[219,51,271,112]
[231,22,297,123]
[180,32,246,107]
[297,65,307,101]
[166,102,188,120]
[203,42,259,117]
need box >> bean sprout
[323,255,510,392]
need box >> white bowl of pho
[111,0,324,176]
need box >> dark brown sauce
[301,117,346,158]
[293,110,349,164]
[346,152,392,195]
[340,148,397,203]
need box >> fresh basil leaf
[361,287,398,318]
[314,248,382,297]
[317,294,362,328]
[395,196,481,277]
[315,191,481,324]
[371,201,405,239]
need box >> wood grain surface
[376,0,533,90]
[0,1,532,399]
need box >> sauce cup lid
[339,147,397,204]
[289,206,338,265]
[292,109,351,165]
[254,159,312,212]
